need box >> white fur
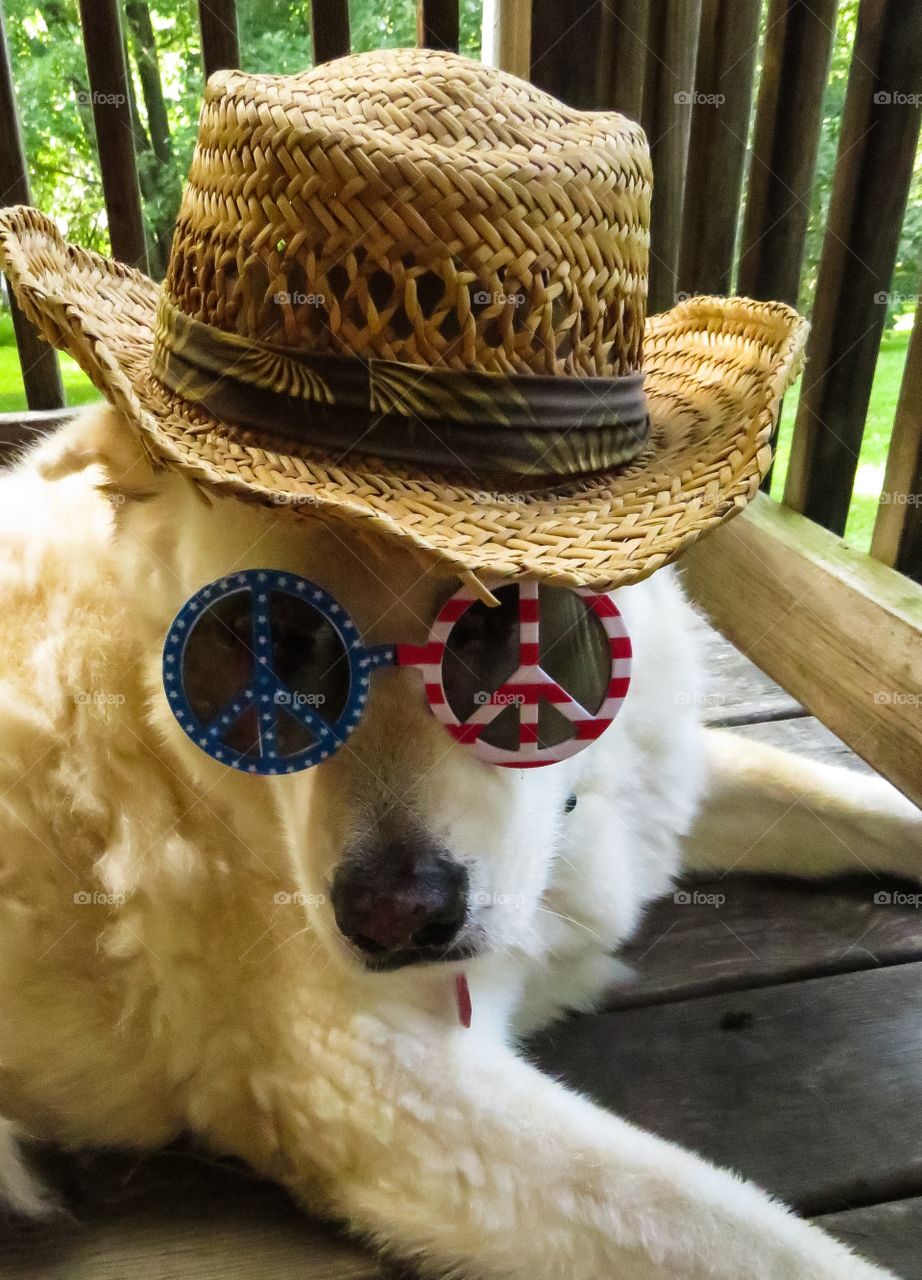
[0,405,917,1277]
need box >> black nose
[331,837,468,967]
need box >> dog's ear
[35,403,162,505]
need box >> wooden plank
[0,5,65,411]
[76,0,149,272]
[818,1198,922,1280]
[310,0,350,65]
[595,0,649,119]
[529,0,604,109]
[677,0,761,297]
[487,0,533,80]
[417,0,460,52]
[737,0,837,307]
[641,0,703,313]
[614,866,922,1009]
[0,408,78,463]
[690,612,804,723]
[529,961,922,1213]
[683,493,922,808]
[871,297,922,581]
[783,0,922,534]
[0,1147,389,1280]
[197,0,240,78]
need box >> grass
[770,329,911,553]
[0,311,102,414]
[0,308,911,553]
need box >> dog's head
[41,407,579,977]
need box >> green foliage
[794,0,921,323]
[1,0,482,267]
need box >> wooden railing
[1,0,921,802]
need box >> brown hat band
[150,296,650,481]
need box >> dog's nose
[331,843,468,961]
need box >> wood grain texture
[76,0,149,272]
[197,0,240,78]
[683,493,922,807]
[0,1147,391,1280]
[783,0,922,533]
[310,0,350,64]
[689,609,804,724]
[871,298,922,581]
[737,0,836,307]
[595,0,649,119]
[613,867,922,1008]
[529,962,922,1214]
[0,5,65,410]
[818,1197,922,1279]
[417,0,460,52]
[641,0,703,314]
[677,0,761,297]
[529,0,603,108]
[488,0,533,79]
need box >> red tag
[455,972,472,1029]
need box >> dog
[0,401,917,1279]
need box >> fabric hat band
[150,296,650,481]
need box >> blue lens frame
[162,569,395,775]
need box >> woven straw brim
[0,208,808,590]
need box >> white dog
[0,403,918,1279]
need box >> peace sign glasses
[162,570,632,775]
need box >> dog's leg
[237,1018,893,1279]
[684,727,922,879]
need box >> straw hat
[0,48,808,590]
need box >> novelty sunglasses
[162,570,632,775]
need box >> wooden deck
[2,613,922,1279]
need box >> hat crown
[163,48,652,378]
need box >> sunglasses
[162,570,632,775]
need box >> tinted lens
[442,586,520,749]
[441,585,612,752]
[181,587,351,759]
[536,586,610,747]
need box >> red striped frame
[397,581,632,768]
